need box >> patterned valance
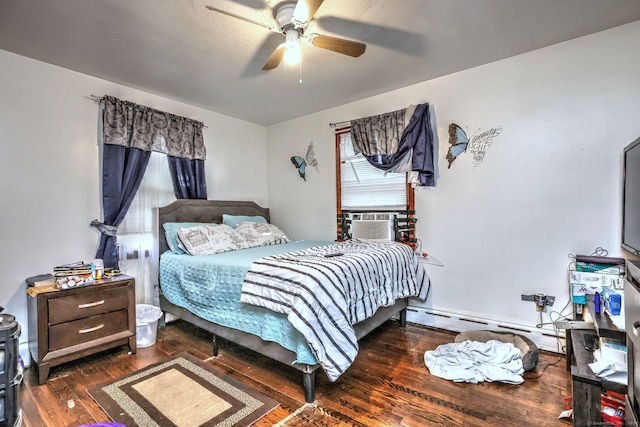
[349,104,435,187]
[101,95,206,160]
[350,107,412,157]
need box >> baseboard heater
[406,305,564,353]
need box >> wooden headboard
[156,199,270,255]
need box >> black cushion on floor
[454,330,539,372]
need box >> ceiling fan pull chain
[299,51,303,84]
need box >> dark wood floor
[19,320,573,426]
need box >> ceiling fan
[205,0,366,71]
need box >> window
[117,151,175,303]
[336,129,415,242]
[339,132,407,210]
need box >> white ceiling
[2,0,640,126]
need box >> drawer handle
[79,324,104,334]
[78,300,105,309]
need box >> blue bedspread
[159,240,330,365]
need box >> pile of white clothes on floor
[424,339,524,384]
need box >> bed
[156,199,428,402]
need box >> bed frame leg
[158,312,166,329]
[212,334,219,357]
[303,371,316,403]
[399,308,407,328]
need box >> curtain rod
[329,120,351,128]
[86,94,208,128]
[87,94,102,103]
[331,104,421,128]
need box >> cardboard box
[571,283,600,304]
[575,261,625,275]
[599,337,627,366]
[569,270,623,289]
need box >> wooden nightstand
[27,275,136,384]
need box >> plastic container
[92,258,104,280]
[135,304,163,348]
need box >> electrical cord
[590,247,609,257]
[528,305,569,380]
[527,309,567,380]
[537,300,572,329]
[524,353,565,380]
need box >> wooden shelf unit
[566,294,627,426]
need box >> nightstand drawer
[48,310,129,351]
[48,286,130,325]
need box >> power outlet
[521,293,555,312]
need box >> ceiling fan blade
[316,16,425,54]
[262,45,285,70]
[226,0,265,9]
[293,0,324,26]
[307,34,366,57]
[241,32,283,77]
[205,5,277,32]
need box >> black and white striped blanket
[240,240,429,381]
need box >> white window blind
[118,151,175,238]
[340,132,407,210]
[117,151,175,304]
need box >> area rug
[88,352,279,426]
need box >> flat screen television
[622,136,640,255]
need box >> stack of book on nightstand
[53,261,92,277]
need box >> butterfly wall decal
[446,123,469,168]
[291,141,318,181]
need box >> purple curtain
[167,155,207,199]
[95,145,151,269]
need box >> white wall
[0,50,268,358]
[266,22,640,348]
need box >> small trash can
[136,304,163,348]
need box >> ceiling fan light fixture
[283,29,301,65]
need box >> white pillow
[234,222,291,248]
[177,224,245,255]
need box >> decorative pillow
[176,224,245,255]
[234,222,291,248]
[163,222,216,254]
[222,214,268,228]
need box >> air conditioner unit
[351,218,394,241]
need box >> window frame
[335,128,415,243]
